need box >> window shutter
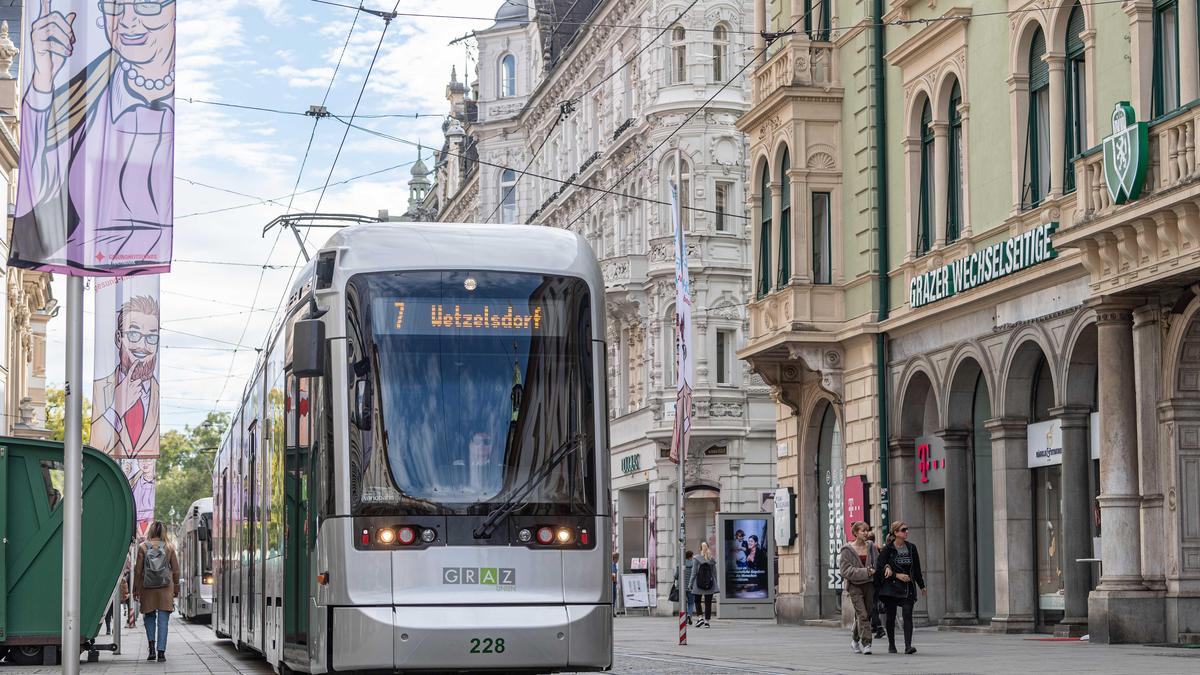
[1029,29,1049,90]
[1066,4,1085,57]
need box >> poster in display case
[715,513,776,619]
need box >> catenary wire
[180,97,445,119]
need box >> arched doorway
[809,400,843,619]
[946,355,995,623]
[896,368,943,623]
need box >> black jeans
[882,597,914,648]
[870,597,883,632]
[698,594,713,621]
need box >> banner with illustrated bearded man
[92,275,160,459]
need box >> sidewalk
[3,618,271,674]
[610,616,1200,674]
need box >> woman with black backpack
[133,521,180,663]
[874,521,926,654]
[689,541,719,627]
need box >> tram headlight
[536,527,555,545]
[517,528,533,543]
[377,528,397,545]
[555,527,574,545]
[420,528,437,543]
[202,574,214,585]
[397,526,417,545]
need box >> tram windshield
[345,270,597,516]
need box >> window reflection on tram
[344,270,597,516]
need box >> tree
[45,387,92,444]
[155,412,230,528]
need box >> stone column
[1093,301,1145,590]
[1047,54,1067,198]
[985,417,1036,632]
[1050,405,1093,637]
[1126,2,1155,116]
[769,182,783,286]
[754,0,766,55]
[931,122,949,248]
[939,429,975,624]
[1180,0,1199,103]
[1132,305,1166,591]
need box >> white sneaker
[861,643,873,655]
[851,641,862,654]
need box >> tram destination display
[372,297,570,335]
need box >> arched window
[778,149,791,286]
[947,80,964,242]
[500,54,516,97]
[758,165,772,297]
[672,26,687,84]
[1153,0,1179,117]
[804,0,831,41]
[1022,27,1051,209]
[499,168,517,222]
[917,99,934,255]
[1065,3,1086,193]
[712,24,728,82]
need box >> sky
[44,0,504,431]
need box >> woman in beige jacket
[133,521,180,663]
[838,521,879,655]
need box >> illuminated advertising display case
[715,513,776,619]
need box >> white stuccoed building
[430,0,776,612]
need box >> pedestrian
[122,566,137,628]
[875,521,926,655]
[133,521,180,663]
[611,553,620,616]
[674,550,696,624]
[839,521,878,654]
[689,541,719,627]
[867,531,885,639]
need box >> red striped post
[679,609,687,645]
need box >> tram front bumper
[330,604,612,672]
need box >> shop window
[917,99,934,255]
[1153,0,1180,117]
[1022,27,1051,209]
[500,54,516,98]
[1064,3,1087,193]
[812,192,832,284]
[947,81,964,243]
[671,26,687,84]
[778,149,792,287]
[712,24,728,82]
[758,165,772,298]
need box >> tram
[211,223,613,673]
[177,497,214,621]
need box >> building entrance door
[972,373,996,620]
[816,403,843,619]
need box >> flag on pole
[669,178,693,465]
[9,0,176,276]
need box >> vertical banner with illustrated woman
[94,275,161,538]
[9,0,175,275]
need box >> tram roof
[293,222,602,298]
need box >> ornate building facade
[435,0,776,611]
[0,16,54,440]
[741,0,1200,644]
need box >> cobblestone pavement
[5,613,1200,673]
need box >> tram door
[246,419,259,647]
[284,373,313,657]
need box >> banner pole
[62,275,84,675]
[674,146,687,647]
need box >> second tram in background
[177,497,214,622]
[210,223,613,673]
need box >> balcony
[747,284,845,343]
[750,38,838,107]
[1061,102,1200,294]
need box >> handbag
[668,583,680,602]
[877,576,911,600]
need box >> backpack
[695,559,715,592]
[142,542,170,590]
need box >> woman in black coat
[874,521,927,654]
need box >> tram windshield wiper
[472,433,590,540]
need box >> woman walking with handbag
[838,521,878,654]
[671,550,697,624]
[689,542,719,627]
[874,521,926,654]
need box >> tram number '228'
[469,637,507,654]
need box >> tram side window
[40,460,65,511]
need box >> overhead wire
[180,97,445,119]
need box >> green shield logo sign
[1102,101,1148,205]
